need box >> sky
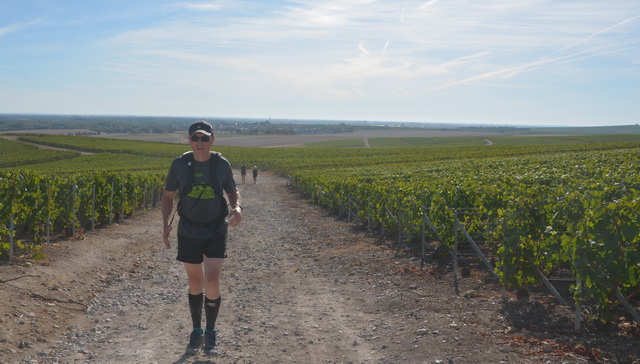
[0,1,639,127]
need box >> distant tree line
[0,114,393,135]
[1,114,636,137]
[0,114,189,134]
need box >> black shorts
[177,234,227,263]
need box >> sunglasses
[190,135,211,142]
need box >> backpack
[176,151,229,224]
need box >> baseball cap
[188,120,213,137]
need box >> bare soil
[1,173,638,364]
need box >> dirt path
[1,173,637,363]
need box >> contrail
[425,44,627,94]
[424,14,640,94]
[0,18,43,37]
[419,0,439,10]
[556,14,640,54]
[382,39,391,58]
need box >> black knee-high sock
[205,296,221,330]
[188,293,204,330]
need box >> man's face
[189,132,214,151]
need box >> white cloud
[179,1,224,11]
[81,0,639,121]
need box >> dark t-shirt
[165,152,237,238]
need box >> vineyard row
[0,170,165,261]
[287,148,640,322]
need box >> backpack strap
[208,152,229,218]
[207,152,224,203]
[179,151,195,201]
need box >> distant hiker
[252,165,258,184]
[162,120,243,355]
[240,163,247,184]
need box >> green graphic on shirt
[188,183,216,199]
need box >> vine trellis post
[71,183,77,238]
[381,206,404,257]
[109,182,114,225]
[575,280,583,331]
[535,268,568,306]
[120,183,125,221]
[395,209,404,256]
[9,210,15,262]
[46,182,52,244]
[453,209,505,299]
[131,181,137,217]
[453,210,460,295]
[421,211,426,268]
[91,184,96,231]
[347,195,356,222]
[143,181,147,211]
[150,182,155,208]
[420,209,449,269]
[616,288,640,323]
[367,197,372,232]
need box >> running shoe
[203,328,217,355]
[186,328,203,354]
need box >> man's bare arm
[161,190,175,248]
[226,190,242,226]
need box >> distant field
[5,125,640,147]
[524,124,640,135]
[368,136,488,147]
[0,136,79,168]
[101,131,188,144]
[306,134,640,148]
[306,139,366,147]
[0,128,95,135]
[100,129,502,147]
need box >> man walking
[252,165,258,184]
[240,163,247,184]
[162,120,243,355]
